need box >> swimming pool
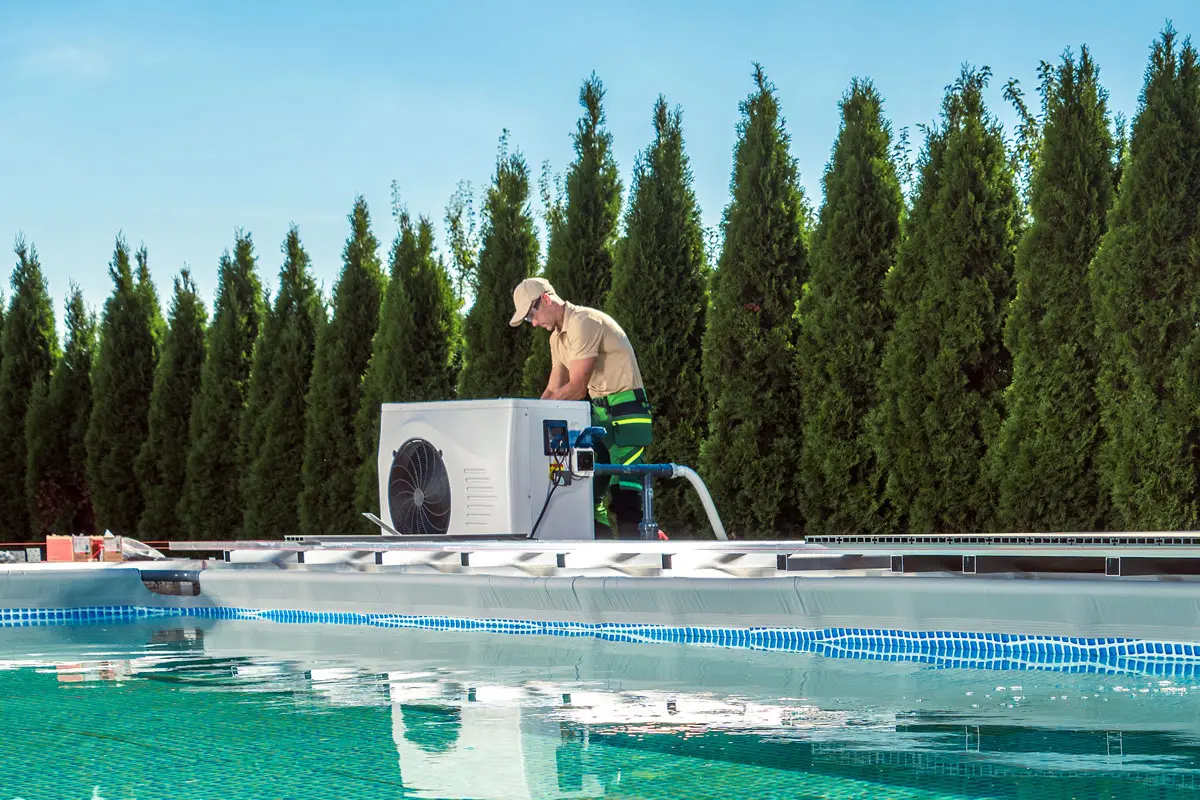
[6,548,1200,798]
[3,615,1200,799]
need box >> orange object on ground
[44,534,124,562]
[45,535,74,562]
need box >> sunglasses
[524,297,541,324]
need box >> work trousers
[589,388,653,540]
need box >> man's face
[525,294,553,330]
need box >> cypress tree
[699,65,809,539]
[136,267,207,539]
[241,226,326,538]
[1090,28,1200,530]
[519,165,568,398]
[402,219,461,404]
[870,66,1020,534]
[521,75,623,395]
[180,232,264,540]
[459,137,541,399]
[26,286,96,536]
[85,240,163,535]
[607,96,709,534]
[795,78,904,536]
[299,197,384,536]
[990,48,1116,532]
[355,212,460,515]
[0,239,60,542]
[558,74,623,307]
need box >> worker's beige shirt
[550,302,644,398]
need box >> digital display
[542,419,568,455]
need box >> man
[509,277,653,539]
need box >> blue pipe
[568,425,728,540]
[592,463,676,477]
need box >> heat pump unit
[375,399,595,540]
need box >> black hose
[528,450,567,539]
[528,477,559,539]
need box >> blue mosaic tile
[4,603,1200,676]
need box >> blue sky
[2,0,1198,327]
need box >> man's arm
[544,315,601,401]
[541,359,570,399]
[545,357,595,401]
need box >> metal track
[165,536,1200,579]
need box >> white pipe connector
[670,465,729,541]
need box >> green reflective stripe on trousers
[621,447,645,465]
[612,417,651,426]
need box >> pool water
[2,618,1200,799]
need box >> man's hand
[544,357,594,401]
[542,359,569,399]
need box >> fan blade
[422,474,450,504]
[413,443,428,488]
[401,503,419,536]
[389,472,416,495]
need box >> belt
[590,388,648,410]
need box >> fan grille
[388,438,452,536]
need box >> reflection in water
[383,682,1200,799]
[0,619,1199,798]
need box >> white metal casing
[376,399,594,540]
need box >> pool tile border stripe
[3,605,1200,676]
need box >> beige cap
[509,277,558,326]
